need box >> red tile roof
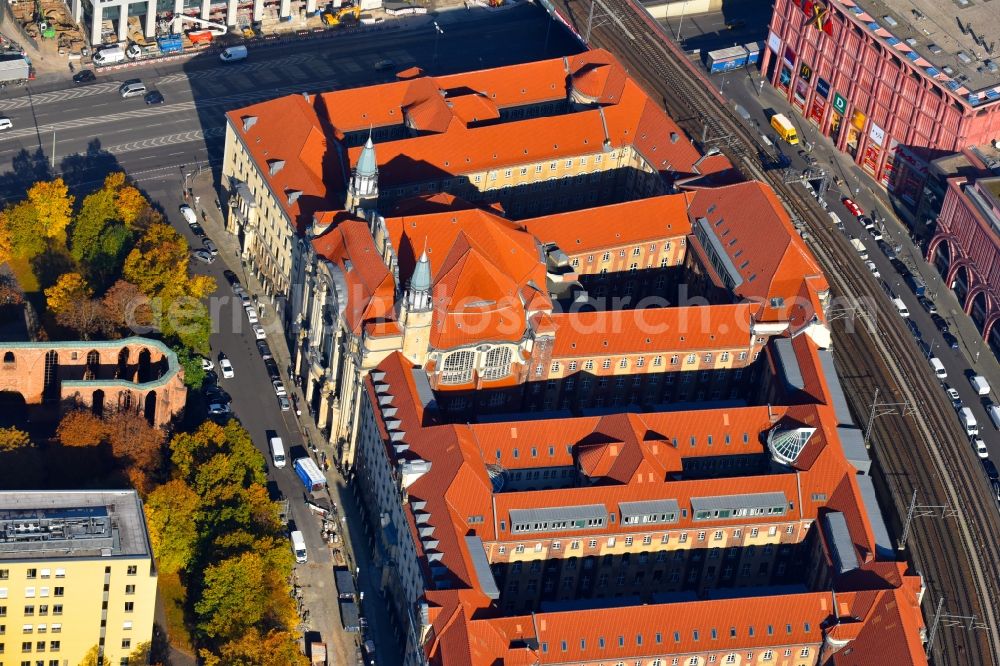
[520,193,693,254]
[549,303,755,358]
[687,182,830,328]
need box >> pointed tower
[400,248,433,363]
[346,135,379,215]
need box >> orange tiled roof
[687,182,830,328]
[520,193,693,254]
[549,303,755,358]
[312,220,395,334]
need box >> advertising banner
[832,93,847,115]
[808,97,826,125]
[793,79,809,111]
[778,66,792,92]
[863,144,880,174]
[868,122,885,147]
[783,46,795,68]
[816,77,830,98]
[768,31,781,54]
[799,62,813,82]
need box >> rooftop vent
[242,116,258,131]
[882,15,897,27]
[958,52,973,64]
[928,43,943,55]
[286,189,302,205]
[268,159,285,176]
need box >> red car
[841,197,864,218]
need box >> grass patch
[7,256,39,294]
[158,572,195,654]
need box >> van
[988,404,1000,430]
[119,81,147,98]
[94,45,126,65]
[269,436,286,468]
[290,530,307,564]
[960,407,979,437]
[928,357,946,380]
[969,374,991,396]
[219,45,248,63]
[769,113,799,145]
[892,298,909,318]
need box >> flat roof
[844,0,1000,94]
[0,491,151,560]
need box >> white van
[988,404,1000,430]
[290,530,307,564]
[960,407,979,437]
[94,45,126,65]
[269,436,286,468]
[892,298,909,318]
[220,45,248,63]
[929,357,947,380]
[969,375,991,396]
[119,81,147,98]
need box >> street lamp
[675,0,690,41]
[432,21,444,64]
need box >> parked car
[972,436,989,459]
[982,458,1000,482]
[278,395,291,412]
[72,69,96,84]
[202,238,219,256]
[918,296,937,314]
[223,269,240,286]
[905,319,920,339]
[200,357,214,371]
[179,205,197,225]
[865,260,880,278]
[273,379,287,396]
[192,249,214,264]
[257,340,272,359]
[220,358,234,379]
[931,314,949,332]
[942,331,960,350]
[203,387,231,404]
[264,358,280,380]
[252,323,266,340]
[841,196,863,217]
[245,306,259,324]
[207,403,232,416]
[189,222,206,237]
[945,386,962,408]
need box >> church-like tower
[346,136,379,215]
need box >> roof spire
[410,239,432,294]
[356,132,378,177]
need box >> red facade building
[927,174,1000,352]
[762,0,1000,212]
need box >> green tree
[172,344,206,389]
[145,479,201,574]
[27,178,74,243]
[194,552,270,640]
[0,427,32,451]
[70,185,116,263]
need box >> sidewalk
[190,168,403,664]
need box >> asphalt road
[0,3,581,202]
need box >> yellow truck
[770,113,799,145]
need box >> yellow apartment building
[0,491,157,666]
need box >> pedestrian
[68,62,74,73]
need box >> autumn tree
[102,279,150,335]
[77,645,111,666]
[203,629,308,666]
[123,223,215,353]
[27,177,74,243]
[145,479,200,574]
[106,409,165,477]
[0,218,11,265]
[0,426,32,451]
[44,272,92,315]
[56,410,107,447]
[0,200,45,259]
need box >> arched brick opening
[143,391,157,425]
[43,350,59,404]
[86,350,100,380]
[2,351,14,365]
[117,347,130,380]
[0,391,26,427]
[120,390,133,413]
[928,236,953,279]
[949,263,972,305]
[92,389,105,418]
[138,348,152,383]
[968,291,989,334]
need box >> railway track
[548,0,1000,662]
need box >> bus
[770,113,799,145]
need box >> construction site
[0,0,447,73]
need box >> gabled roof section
[687,182,829,329]
[520,193,693,254]
[567,50,627,103]
[227,94,340,233]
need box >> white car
[946,387,961,404]
[0,117,12,131]
[207,403,231,415]
[220,358,234,379]
[179,205,197,225]
[865,260,880,278]
[200,357,214,371]
[972,437,989,459]
[245,306,258,324]
[252,324,266,340]
[273,379,287,396]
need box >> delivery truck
[849,237,868,260]
[294,457,326,492]
[769,113,799,145]
[0,54,32,84]
[970,375,991,396]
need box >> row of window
[497,524,796,554]
[0,589,62,600]
[0,571,63,582]
[551,351,746,374]
[537,629,812,658]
